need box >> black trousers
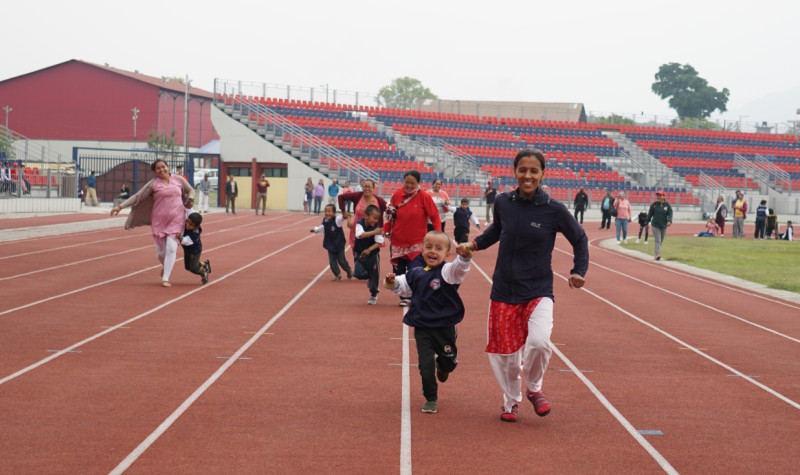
[574,208,584,224]
[601,210,612,229]
[414,326,458,402]
[454,226,470,244]
[183,251,203,275]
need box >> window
[228,167,251,177]
[261,166,288,178]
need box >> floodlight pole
[2,105,11,137]
[131,107,139,144]
[184,75,191,160]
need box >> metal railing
[221,97,379,185]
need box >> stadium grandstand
[2,61,799,219]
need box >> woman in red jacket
[385,170,441,306]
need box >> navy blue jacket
[474,188,589,303]
[182,226,202,254]
[400,263,465,328]
[320,216,346,252]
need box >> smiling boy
[384,231,473,414]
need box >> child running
[354,205,384,305]
[178,212,211,284]
[311,204,353,281]
[452,198,481,244]
[384,231,473,414]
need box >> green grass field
[622,237,800,293]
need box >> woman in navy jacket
[459,149,588,423]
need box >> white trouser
[488,297,554,412]
[155,236,179,282]
[199,191,209,212]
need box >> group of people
[304,177,357,215]
[308,151,589,422]
[713,192,793,240]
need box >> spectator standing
[713,195,728,237]
[484,180,497,224]
[635,210,649,244]
[754,199,767,239]
[175,165,187,182]
[85,171,99,206]
[313,179,325,214]
[197,174,211,213]
[255,174,270,216]
[573,186,589,224]
[110,158,194,287]
[766,209,778,239]
[600,190,613,229]
[327,179,340,205]
[732,190,747,238]
[225,174,238,215]
[304,177,314,214]
[428,178,451,232]
[613,191,632,244]
[458,149,588,423]
[341,180,354,212]
[645,190,673,261]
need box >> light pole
[131,107,139,144]
[2,105,11,136]
[320,84,329,103]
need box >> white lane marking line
[400,319,412,475]
[471,260,678,474]
[0,225,309,315]
[108,263,329,475]
[0,235,316,386]
[554,273,800,411]
[571,250,800,345]
[584,241,800,309]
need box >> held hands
[568,273,585,289]
[456,242,475,258]
[384,273,396,288]
[110,206,122,216]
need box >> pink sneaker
[500,404,519,422]
[527,390,551,417]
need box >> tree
[674,117,719,130]
[147,129,177,158]
[651,63,729,120]
[593,114,635,125]
[378,77,437,109]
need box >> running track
[1,211,798,474]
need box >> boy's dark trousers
[414,326,458,402]
[361,251,380,297]
[184,252,203,275]
[454,226,470,244]
[328,249,352,277]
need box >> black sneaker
[204,259,211,274]
[436,368,449,383]
[201,269,209,285]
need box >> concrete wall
[210,106,327,212]
[0,198,80,214]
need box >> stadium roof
[418,99,586,123]
[0,59,214,99]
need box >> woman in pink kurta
[111,159,194,287]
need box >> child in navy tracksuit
[384,231,473,414]
[311,204,353,281]
[354,205,384,304]
[452,198,481,244]
[178,212,211,284]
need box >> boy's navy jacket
[391,256,471,328]
[453,207,474,228]
[473,188,588,304]
[319,215,346,252]
[353,217,379,255]
[182,226,202,254]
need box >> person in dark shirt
[459,149,588,423]
[484,180,497,224]
[178,212,211,284]
[311,204,353,281]
[385,231,472,415]
[452,197,481,244]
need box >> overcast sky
[3,0,799,130]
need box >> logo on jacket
[429,278,441,291]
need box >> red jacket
[384,188,441,248]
